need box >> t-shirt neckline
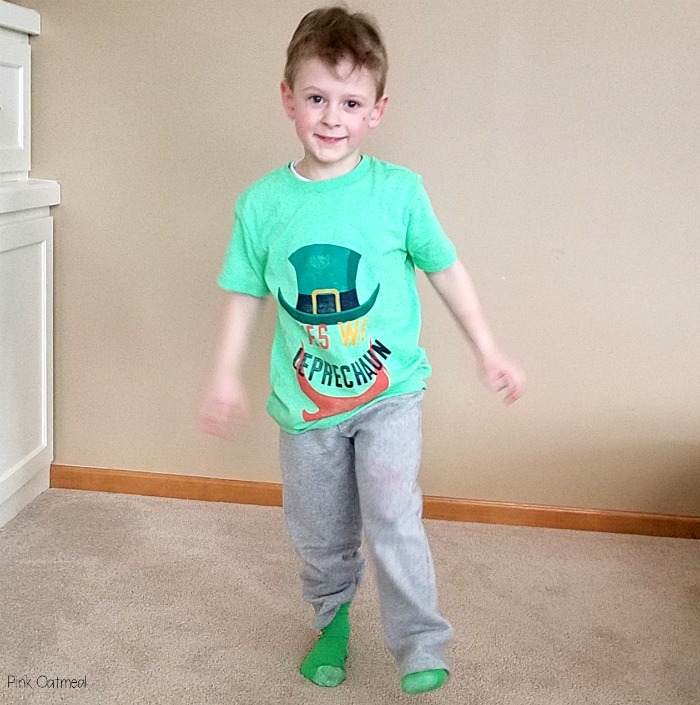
[286,155,370,191]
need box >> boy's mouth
[316,135,346,144]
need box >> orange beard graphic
[295,342,390,422]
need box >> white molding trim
[0,1,40,36]
[0,179,60,214]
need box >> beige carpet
[1,488,698,705]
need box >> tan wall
[16,0,700,514]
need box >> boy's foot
[300,602,351,687]
[401,668,449,694]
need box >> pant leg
[280,426,366,630]
[343,392,454,676]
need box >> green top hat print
[278,244,380,325]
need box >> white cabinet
[0,26,31,176]
[0,213,54,525]
[0,1,59,527]
[0,0,37,180]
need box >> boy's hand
[199,375,249,438]
[478,351,526,405]
[427,261,526,405]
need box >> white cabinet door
[0,27,31,175]
[0,216,52,515]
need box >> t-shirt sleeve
[405,175,458,272]
[217,204,269,297]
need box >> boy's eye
[347,100,360,109]
[309,95,324,104]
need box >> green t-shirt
[218,156,457,433]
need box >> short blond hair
[284,5,388,100]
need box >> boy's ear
[280,81,295,119]
[369,95,389,128]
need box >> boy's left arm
[426,259,526,404]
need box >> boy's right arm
[199,291,264,437]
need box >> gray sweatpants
[280,392,454,676]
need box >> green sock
[401,668,449,694]
[300,602,351,687]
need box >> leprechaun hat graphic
[278,244,380,325]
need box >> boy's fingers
[504,375,525,404]
[200,401,233,436]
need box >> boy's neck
[294,153,363,181]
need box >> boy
[200,5,525,695]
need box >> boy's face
[281,56,387,180]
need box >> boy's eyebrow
[300,85,370,100]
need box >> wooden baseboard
[50,464,700,539]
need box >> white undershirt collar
[290,161,312,181]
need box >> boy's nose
[321,105,341,127]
